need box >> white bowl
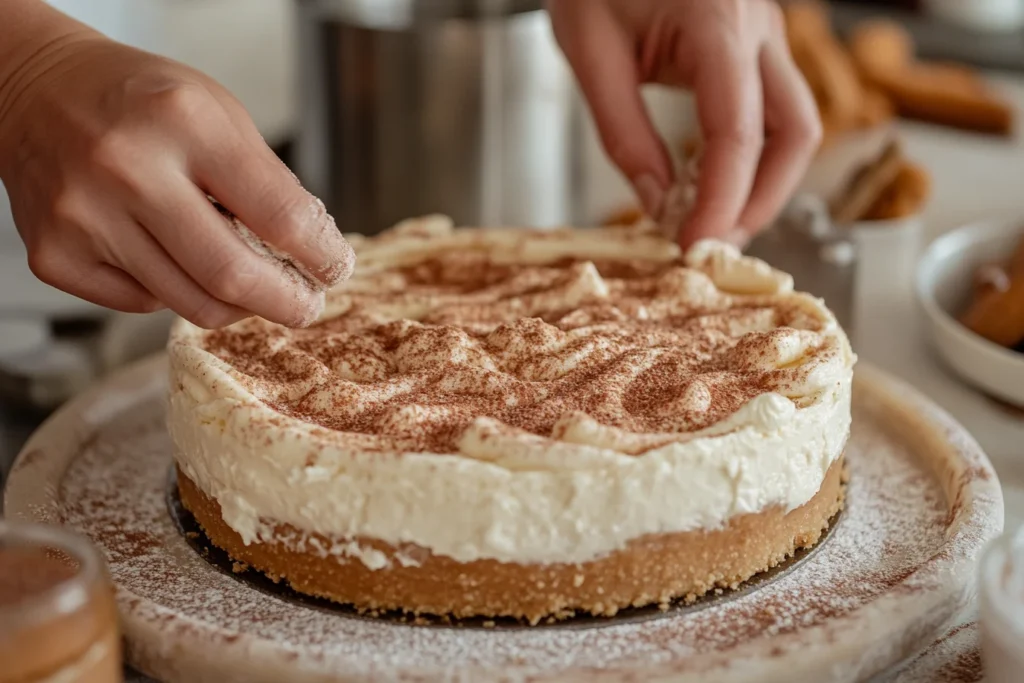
[979,526,1024,683]
[916,220,1024,406]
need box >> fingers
[548,0,674,217]
[27,245,162,314]
[189,117,355,289]
[100,218,249,329]
[736,42,822,238]
[680,39,764,247]
[133,180,328,327]
[67,263,164,313]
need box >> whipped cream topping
[167,218,855,567]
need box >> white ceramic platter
[3,356,1004,683]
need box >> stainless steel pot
[294,0,582,235]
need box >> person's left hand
[0,20,354,329]
[548,0,822,247]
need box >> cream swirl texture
[167,218,855,567]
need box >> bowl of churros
[917,220,1024,406]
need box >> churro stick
[879,75,1013,135]
[784,1,865,130]
[848,20,913,77]
[916,61,990,92]
[961,276,1024,348]
[857,88,896,128]
[790,40,827,102]
[850,20,1014,136]
[817,114,845,150]
[829,140,904,224]
[863,161,931,220]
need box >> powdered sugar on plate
[6,358,1003,683]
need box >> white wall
[43,0,295,141]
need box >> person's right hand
[548,0,822,247]
[0,12,354,329]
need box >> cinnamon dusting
[196,248,841,454]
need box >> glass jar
[0,521,121,683]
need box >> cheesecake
[167,216,855,623]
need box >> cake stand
[3,356,1004,683]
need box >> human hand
[0,12,354,329]
[548,0,822,246]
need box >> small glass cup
[980,525,1024,683]
[0,521,122,683]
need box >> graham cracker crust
[177,458,846,624]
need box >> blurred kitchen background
[4,0,1024,504]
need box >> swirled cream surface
[168,217,855,567]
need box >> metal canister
[294,0,582,235]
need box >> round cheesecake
[167,216,855,623]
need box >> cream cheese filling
[168,367,850,566]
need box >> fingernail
[634,175,666,220]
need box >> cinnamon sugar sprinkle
[210,199,355,328]
[195,248,843,454]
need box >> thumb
[549,0,674,218]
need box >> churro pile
[785,1,1014,142]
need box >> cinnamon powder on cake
[200,249,840,454]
